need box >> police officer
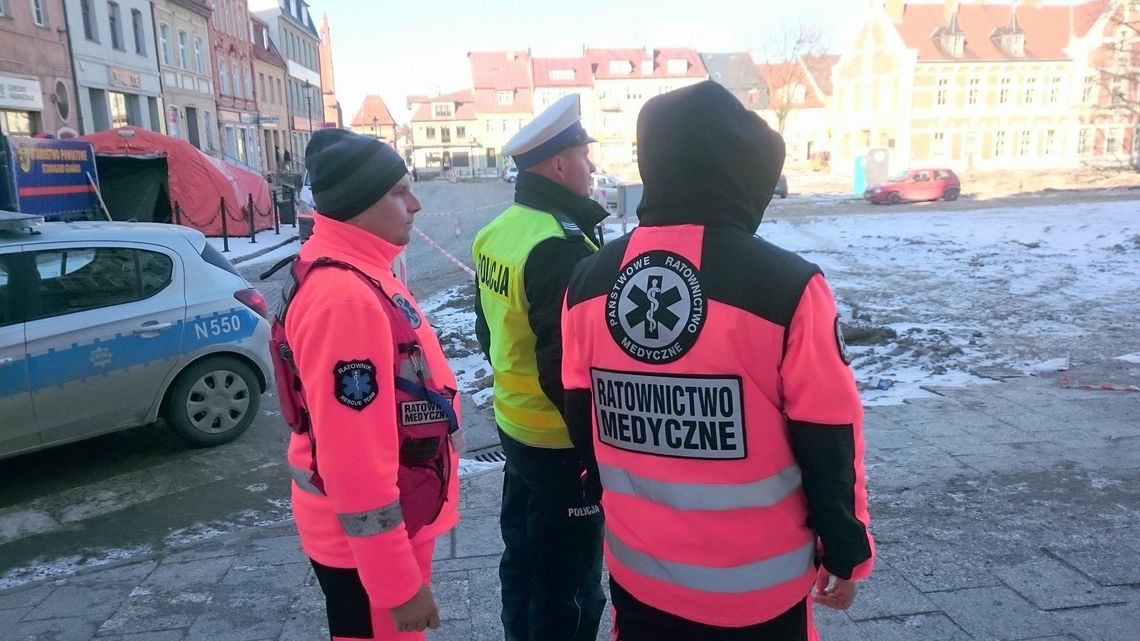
[561,81,875,639]
[472,94,608,641]
[280,129,462,640]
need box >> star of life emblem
[334,359,378,411]
[607,250,706,364]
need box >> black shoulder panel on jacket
[566,233,632,310]
[701,226,821,328]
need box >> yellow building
[831,0,1115,173]
[407,90,478,179]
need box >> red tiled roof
[801,53,839,97]
[1072,0,1110,38]
[586,47,707,79]
[894,2,1077,61]
[409,90,477,122]
[350,95,396,128]
[532,57,593,88]
[757,62,826,109]
[473,88,533,114]
[468,51,532,89]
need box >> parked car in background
[864,168,961,204]
[775,174,788,199]
[0,213,273,459]
[590,172,623,213]
[502,165,519,183]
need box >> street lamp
[372,115,378,139]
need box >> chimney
[884,0,905,23]
[944,0,958,21]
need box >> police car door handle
[132,321,174,334]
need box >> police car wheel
[163,356,260,447]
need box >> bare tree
[754,23,823,135]
[1095,0,1140,168]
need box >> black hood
[635,81,785,233]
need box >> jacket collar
[514,171,608,245]
[301,214,404,278]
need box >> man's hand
[390,584,441,633]
[812,567,858,611]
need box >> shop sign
[0,74,44,110]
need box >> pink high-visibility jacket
[563,224,873,628]
[285,215,460,610]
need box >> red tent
[78,126,273,237]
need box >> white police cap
[502,93,596,169]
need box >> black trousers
[611,578,809,641]
[498,428,606,641]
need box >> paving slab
[854,612,973,641]
[9,616,98,641]
[928,586,1061,640]
[847,565,940,621]
[995,557,1123,610]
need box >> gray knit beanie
[305,128,407,221]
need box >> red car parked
[864,168,961,204]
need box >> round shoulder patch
[334,359,378,411]
[835,315,852,365]
[607,250,706,364]
[391,293,422,329]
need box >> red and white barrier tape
[412,225,475,277]
[1060,377,1139,392]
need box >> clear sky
[318,0,1089,125]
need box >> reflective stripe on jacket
[285,215,460,610]
[562,224,873,627]
[472,203,597,447]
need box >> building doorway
[186,106,200,148]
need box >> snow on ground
[420,197,1140,408]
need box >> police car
[0,211,273,459]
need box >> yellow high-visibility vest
[472,204,598,447]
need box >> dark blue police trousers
[498,428,605,641]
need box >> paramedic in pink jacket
[561,81,874,640]
[281,129,460,640]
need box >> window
[425,127,436,139]
[1044,129,1056,155]
[259,73,266,98]
[1106,129,1118,154]
[108,2,123,50]
[0,0,7,18]
[178,31,188,69]
[433,103,453,118]
[626,87,642,101]
[224,0,233,35]
[1024,77,1036,104]
[550,69,574,81]
[31,0,46,26]
[232,58,242,99]
[28,248,173,320]
[441,127,451,143]
[497,90,513,105]
[109,91,129,127]
[194,37,204,74]
[666,58,688,74]
[219,59,229,95]
[81,0,97,41]
[994,130,1006,156]
[243,67,252,102]
[131,9,144,54]
[1049,76,1062,104]
[1078,128,1091,154]
[1110,78,1125,106]
[1083,75,1097,104]
[457,126,466,139]
[937,79,949,106]
[932,131,945,157]
[999,78,1011,104]
[159,25,171,65]
[500,118,508,132]
[1018,129,1032,156]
